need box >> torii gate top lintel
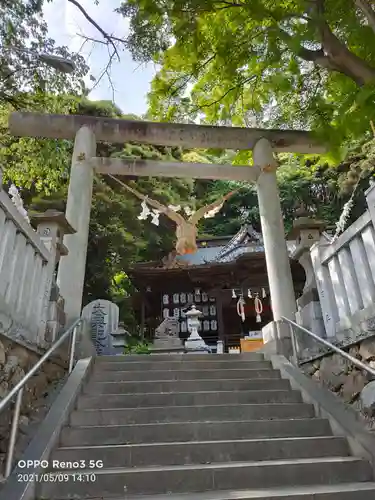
[8,110,323,341]
[9,112,325,154]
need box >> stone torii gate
[9,112,325,353]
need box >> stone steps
[84,377,291,394]
[37,353,375,499]
[39,457,373,497]
[77,389,302,409]
[52,436,350,467]
[95,353,265,362]
[94,360,272,371]
[59,417,335,446]
[90,368,279,381]
[68,483,375,500]
[69,402,315,426]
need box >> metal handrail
[0,318,82,478]
[282,316,375,377]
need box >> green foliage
[124,340,151,354]
[196,139,375,237]
[3,0,375,332]
[12,97,195,331]
[0,1,88,109]
[119,0,375,146]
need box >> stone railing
[0,180,74,348]
[310,181,375,343]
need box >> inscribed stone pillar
[253,138,296,355]
[82,299,120,355]
[57,126,96,323]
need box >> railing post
[365,179,375,226]
[310,241,338,337]
[289,322,299,366]
[68,324,79,373]
[4,387,24,478]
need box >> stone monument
[153,317,182,350]
[81,299,120,355]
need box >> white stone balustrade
[0,180,73,347]
[311,182,375,339]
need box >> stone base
[150,347,186,355]
[185,338,211,353]
[261,321,294,359]
[153,337,183,350]
[295,299,325,340]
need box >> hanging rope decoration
[236,295,246,322]
[232,288,267,323]
[254,293,263,323]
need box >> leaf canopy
[120,0,375,148]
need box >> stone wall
[0,334,67,479]
[301,335,375,427]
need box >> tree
[17,97,195,330]
[197,136,375,239]
[117,0,375,148]
[0,0,88,109]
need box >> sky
[43,0,156,116]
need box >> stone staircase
[38,353,375,499]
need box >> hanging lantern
[262,287,266,298]
[247,288,252,298]
[232,289,237,299]
[254,294,263,323]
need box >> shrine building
[128,225,306,352]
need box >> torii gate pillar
[57,127,96,323]
[253,138,296,353]
[9,112,324,343]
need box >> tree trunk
[304,0,375,85]
[319,20,375,85]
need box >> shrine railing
[0,183,54,346]
[310,181,375,339]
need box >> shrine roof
[130,224,296,271]
[176,245,225,266]
[176,224,298,266]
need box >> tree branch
[312,0,375,84]
[276,3,375,86]
[354,0,375,33]
[67,0,125,59]
[192,75,256,112]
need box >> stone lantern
[287,211,326,340]
[185,305,210,352]
[31,209,76,266]
[30,209,76,342]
